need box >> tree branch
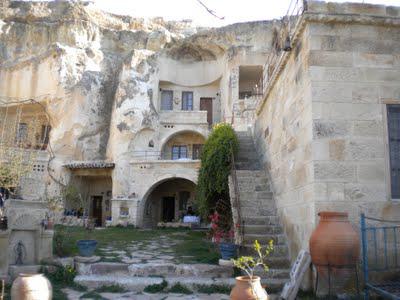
[195,0,225,20]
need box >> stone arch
[138,175,198,227]
[160,129,206,156]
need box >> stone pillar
[0,230,9,280]
[111,198,140,226]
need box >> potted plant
[76,217,97,257]
[231,239,274,300]
[209,199,237,260]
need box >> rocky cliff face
[0,1,272,196]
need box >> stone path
[97,232,189,264]
[63,289,232,300]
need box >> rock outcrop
[0,0,272,197]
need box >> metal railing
[360,213,400,299]
[230,145,244,245]
[261,0,307,98]
[131,150,202,161]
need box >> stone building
[1,0,400,264]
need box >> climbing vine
[195,123,238,219]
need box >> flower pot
[230,276,268,300]
[77,239,97,257]
[11,273,52,300]
[309,211,360,276]
[46,219,54,230]
[219,242,237,260]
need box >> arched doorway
[142,178,197,228]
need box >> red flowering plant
[209,199,234,244]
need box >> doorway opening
[162,196,175,222]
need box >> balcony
[159,110,208,126]
[131,150,202,162]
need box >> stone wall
[254,25,313,259]
[254,1,400,265]
[307,2,400,220]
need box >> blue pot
[219,242,237,260]
[77,240,97,257]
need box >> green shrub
[43,265,77,285]
[143,280,168,293]
[94,285,127,293]
[195,284,231,295]
[80,291,106,299]
[195,123,238,218]
[168,283,193,294]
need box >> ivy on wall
[195,123,238,219]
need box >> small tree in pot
[231,240,274,300]
[64,185,97,257]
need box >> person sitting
[186,206,195,216]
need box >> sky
[91,0,400,27]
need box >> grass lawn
[54,225,220,264]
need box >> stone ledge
[74,256,101,263]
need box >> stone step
[237,186,272,195]
[235,162,261,170]
[242,216,280,226]
[243,224,283,235]
[254,267,291,280]
[235,170,266,177]
[76,262,232,278]
[239,201,276,211]
[243,234,287,245]
[75,275,288,294]
[235,155,259,162]
[241,207,277,217]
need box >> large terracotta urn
[230,276,268,300]
[309,212,360,271]
[11,273,52,300]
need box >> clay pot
[230,276,268,300]
[309,211,360,269]
[11,273,52,300]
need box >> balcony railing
[260,0,307,99]
[131,150,202,161]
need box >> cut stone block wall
[254,26,314,259]
[308,18,400,220]
[254,1,400,265]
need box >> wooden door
[92,196,103,227]
[162,197,175,222]
[200,98,213,126]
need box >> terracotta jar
[309,212,360,270]
[11,273,52,300]
[230,276,269,300]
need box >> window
[172,145,188,160]
[388,105,400,198]
[16,123,28,144]
[192,144,203,160]
[182,91,193,111]
[161,90,173,111]
[179,191,190,210]
[41,125,51,144]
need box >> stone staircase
[74,261,287,293]
[234,131,291,284]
